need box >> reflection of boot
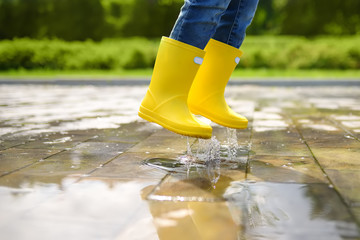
[188,39,248,129]
[139,37,212,139]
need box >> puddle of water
[344,134,356,140]
[144,132,248,175]
[145,160,360,239]
[0,85,146,137]
[224,181,360,239]
[302,124,339,132]
[0,178,159,240]
[253,112,283,120]
[341,121,360,128]
[43,136,72,144]
[253,120,289,128]
[332,115,360,121]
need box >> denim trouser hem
[169,0,259,49]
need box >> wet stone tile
[253,111,284,120]
[251,141,310,157]
[0,148,61,175]
[89,152,169,179]
[13,135,84,150]
[325,169,360,206]
[341,121,360,129]
[224,181,360,239]
[62,129,108,140]
[247,155,329,183]
[298,124,342,137]
[305,134,360,149]
[145,200,238,240]
[251,128,302,144]
[0,172,80,189]
[252,119,290,129]
[309,147,360,170]
[9,142,130,178]
[127,135,193,154]
[331,114,360,122]
[0,139,26,151]
[67,141,135,156]
[351,208,360,224]
[299,126,355,141]
[87,122,158,143]
[150,128,181,137]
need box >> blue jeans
[169,0,259,49]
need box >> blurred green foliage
[1,36,359,71]
[0,0,359,41]
[0,38,158,70]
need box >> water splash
[186,137,192,156]
[344,133,355,140]
[226,128,238,160]
[206,157,221,188]
[195,136,221,162]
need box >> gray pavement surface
[1,81,360,239]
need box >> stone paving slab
[325,169,360,207]
[1,83,360,239]
[89,152,169,179]
[247,155,329,183]
[0,148,62,176]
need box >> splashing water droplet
[186,137,192,156]
[226,128,238,160]
[344,134,355,140]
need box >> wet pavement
[1,82,360,239]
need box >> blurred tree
[248,0,279,35]
[0,0,359,40]
[0,0,47,39]
[101,0,134,37]
[47,0,106,40]
[120,0,182,37]
[0,0,107,40]
[280,0,360,36]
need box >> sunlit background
[0,0,359,77]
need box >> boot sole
[138,105,212,139]
[189,105,248,129]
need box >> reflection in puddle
[144,165,360,239]
[225,181,360,239]
[253,120,289,128]
[43,136,72,144]
[0,179,159,240]
[143,135,360,240]
[302,124,339,131]
[341,121,360,128]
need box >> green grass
[1,68,359,80]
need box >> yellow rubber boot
[138,37,212,139]
[188,39,248,129]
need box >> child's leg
[169,0,232,50]
[187,0,259,129]
[212,0,259,48]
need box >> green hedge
[0,36,359,71]
[240,36,360,69]
[0,38,158,70]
